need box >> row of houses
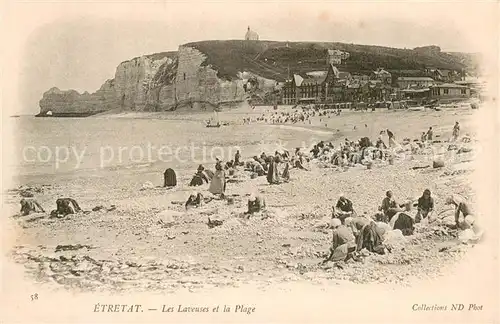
[280,65,476,105]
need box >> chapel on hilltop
[245,26,259,41]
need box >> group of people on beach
[244,106,342,126]
[185,146,307,210]
[323,187,480,264]
[17,113,479,270]
[179,119,480,266]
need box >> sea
[6,116,333,189]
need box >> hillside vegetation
[185,40,473,81]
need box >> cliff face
[38,46,248,115]
[173,45,246,109]
[38,52,178,115]
[39,80,117,114]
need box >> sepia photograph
[1,1,498,323]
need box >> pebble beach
[3,103,493,294]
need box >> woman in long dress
[209,162,226,197]
[266,156,281,184]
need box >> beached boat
[405,100,425,111]
[206,111,222,128]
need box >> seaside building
[352,74,370,81]
[454,77,485,98]
[425,68,461,83]
[397,77,435,88]
[245,26,259,41]
[430,83,470,101]
[371,68,392,85]
[281,64,342,104]
[326,49,342,65]
[338,71,352,81]
[326,49,349,65]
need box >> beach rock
[92,206,105,212]
[157,209,182,225]
[458,229,475,243]
[433,160,445,168]
[207,218,224,228]
[440,214,456,227]
[315,215,332,228]
[457,147,473,154]
[383,230,407,250]
[20,191,35,198]
[55,244,93,252]
[266,208,290,219]
[141,181,155,190]
[224,218,242,229]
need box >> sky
[1,1,497,115]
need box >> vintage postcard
[1,1,498,323]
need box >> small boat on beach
[206,111,222,128]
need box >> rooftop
[397,77,435,81]
[432,83,467,88]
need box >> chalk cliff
[38,52,177,115]
[38,46,251,116]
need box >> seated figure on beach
[281,162,290,182]
[185,192,204,209]
[51,198,82,217]
[293,154,308,170]
[359,137,372,149]
[310,145,320,158]
[254,156,268,172]
[281,150,290,161]
[421,132,427,143]
[389,201,416,236]
[323,219,357,263]
[349,151,361,165]
[234,150,242,166]
[458,215,483,243]
[189,164,210,186]
[380,191,406,222]
[253,160,266,176]
[355,220,387,255]
[344,215,371,239]
[445,194,474,229]
[246,193,266,214]
[225,161,234,170]
[332,194,356,223]
[163,168,177,187]
[375,136,387,150]
[20,198,45,216]
[415,189,434,223]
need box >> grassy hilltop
[184,40,476,81]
